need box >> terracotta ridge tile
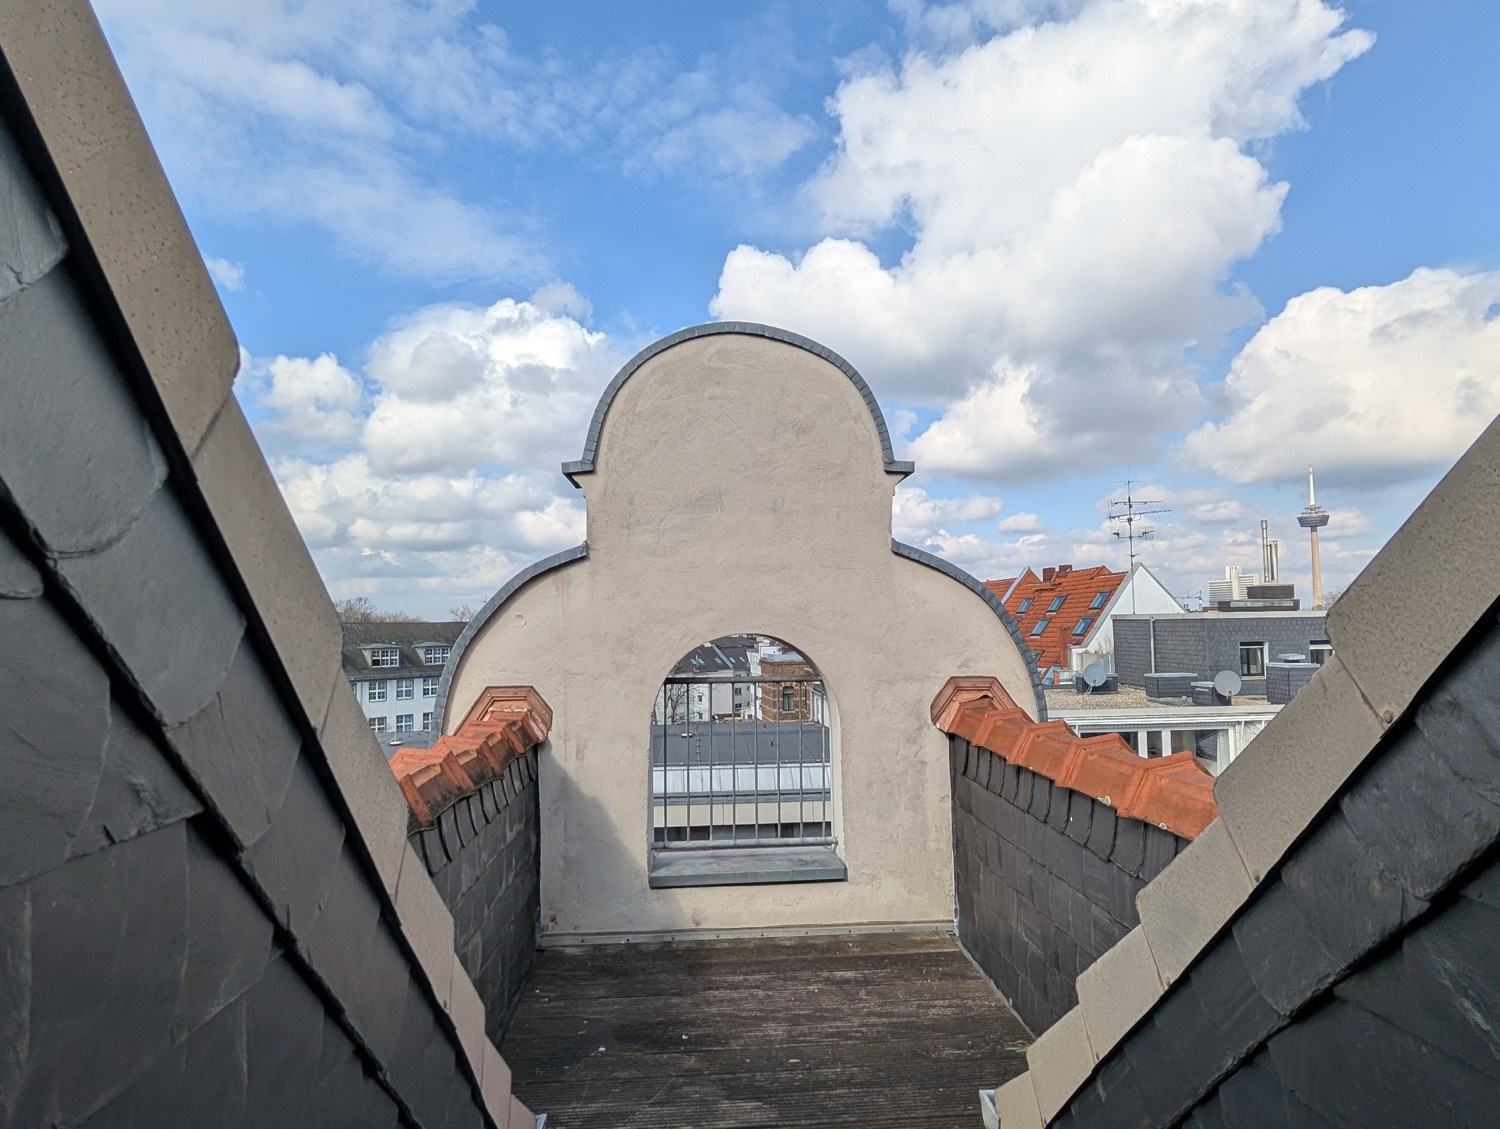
[389,685,552,829]
[931,675,1216,839]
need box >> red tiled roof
[931,677,1216,839]
[389,686,551,828]
[991,563,1126,674]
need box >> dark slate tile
[167,638,301,850]
[388,982,460,1129]
[1047,830,1088,894]
[1341,721,1500,902]
[0,525,43,597]
[57,486,246,726]
[1215,1051,1299,1129]
[1268,997,1500,1129]
[1048,787,1071,834]
[1062,1046,1155,1129]
[0,591,112,885]
[1121,1004,1199,1126]
[416,824,448,875]
[1180,1094,1229,1129]
[242,953,342,1126]
[1139,825,1180,882]
[1064,791,1093,845]
[1415,624,1500,762]
[1030,776,1054,823]
[0,268,167,557]
[1111,819,1146,875]
[1181,936,1282,1077]
[243,757,346,937]
[1335,892,1500,1083]
[0,882,29,1115]
[79,995,250,1129]
[67,701,201,864]
[1231,876,1339,1017]
[1091,901,1129,955]
[0,121,67,303]
[15,823,190,1127]
[1280,810,1427,969]
[174,829,275,1038]
[1086,803,1118,860]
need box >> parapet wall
[951,737,1189,1034]
[393,688,549,1040]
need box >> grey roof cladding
[341,620,466,681]
[561,322,917,485]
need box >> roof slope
[996,565,1127,673]
[341,620,466,679]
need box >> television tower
[1298,465,1331,608]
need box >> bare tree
[333,596,418,623]
[448,603,477,622]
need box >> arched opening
[649,635,841,884]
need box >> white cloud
[205,255,245,291]
[1184,268,1500,483]
[243,294,620,614]
[997,511,1043,533]
[96,1,816,280]
[711,0,1372,481]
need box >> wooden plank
[501,932,1032,1128]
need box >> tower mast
[1298,464,1331,608]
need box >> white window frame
[1309,641,1334,666]
[369,717,388,733]
[1239,642,1268,678]
[422,711,434,730]
[422,675,439,698]
[368,680,388,702]
[369,647,400,668]
[422,645,450,666]
[395,714,415,733]
[395,677,414,700]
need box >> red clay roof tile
[990,564,1126,676]
[931,676,1216,839]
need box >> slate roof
[341,620,466,680]
[992,565,1128,674]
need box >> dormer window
[422,645,450,666]
[1046,595,1066,612]
[369,647,400,667]
[1089,591,1110,610]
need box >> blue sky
[97,0,1500,617]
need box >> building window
[369,717,387,733]
[395,677,413,700]
[781,685,796,712]
[1239,642,1267,678]
[368,680,388,702]
[1309,641,1333,666]
[1072,616,1093,636]
[422,675,439,697]
[369,647,400,667]
[1047,594,1067,612]
[395,714,414,733]
[1030,618,1051,637]
[1017,597,1034,614]
[348,679,360,701]
[422,711,434,730]
[423,645,450,666]
[1089,590,1110,610]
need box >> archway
[650,634,836,858]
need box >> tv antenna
[1108,481,1170,568]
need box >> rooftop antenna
[1108,480,1170,612]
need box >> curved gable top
[562,322,916,486]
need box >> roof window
[1072,617,1093,636]
[1017,597,1034,614]
[369,647,400,668]
[1029,618,1051,637]
[1046,595,1066,612]
[1089,590,1110,610]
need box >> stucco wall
[446,331,1039,940]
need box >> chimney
[1043,567,1057,583]
[1056,564,1072,577]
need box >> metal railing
[651,675,832,850]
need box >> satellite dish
[1081,663,1108,693]
[1213,670,1242,698]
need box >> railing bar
[664,675,819,685]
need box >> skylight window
[1089,591,1110,610]
[1047,595,1066,612]
[1017,597,1034,614]
[1073,617,1093,636]
[1030,618,1051,637]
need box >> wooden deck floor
[500,930,1032,1128]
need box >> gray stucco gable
[561,321,917,485]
